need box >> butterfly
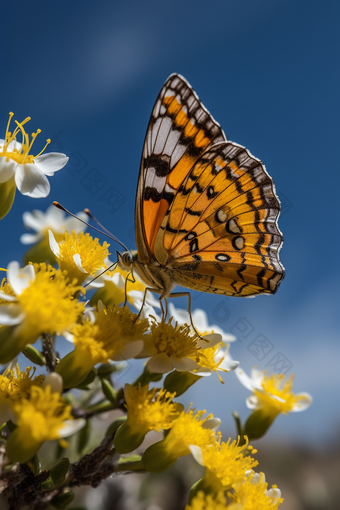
[117,73,284,312]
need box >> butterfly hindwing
[135,74,226,263]
[158,142,284,296]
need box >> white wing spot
[165,89,176,98]
[234,237,244,250]
[228,219,241,233]
[217,210,228,223]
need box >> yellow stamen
[17,263,85,337]
[255,373,305,415]
[0,113,50,165]
[13,385,72,442]
[229,471,284,509]
[185,491,228,510]
[0,365,45,401]
[164,407,216,458]
[148,317,200,359]
[72,304,148,364]
[201,435,258,489]
[125,384,180,432]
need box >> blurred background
[1,0,339,508]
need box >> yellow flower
[90,265,159,317]
[192,341,239,383]
[49,230,110,285]
[6,385,85,463]
[0,262,84,363]
[20,204,88,265]
[142,407,220,472]
[190,436,258,492]
[0,113,68,219]
[56,303,148,388]
[185,491,228,510]
[114,384,183,453]
[229,471,284,509]
[140,318,222,374]
[0,364,45,424]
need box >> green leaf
[0,177,16,220]
[22,344,46,366]
[133,367,163,387]
[6,420,17,433]
[77,419,92,455]
[164,370,201,396]
[244,410,276,440]
[118,454,142,464]
[97,363,117,378]
[75,367,97,389]
[51,488,75,509]
[41,458,70,491]
[106,416,127,437]
[101,378,118,403]
[28,453,41,474]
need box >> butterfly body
[121,74,284,300]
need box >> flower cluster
[0,112,312,508]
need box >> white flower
[168,303,236,343]
[21,204,87,245]
[236,367,312,414]
[140,324,223,375]
[0,113,68,198]
[0,262,34,326]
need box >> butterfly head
[117,250,135,271]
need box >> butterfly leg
[167,292,202,338]
[124,272,136,306]
[158,297,166,321]
[133,287,161,322]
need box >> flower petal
[8,261,35,295]
[112,340,144,361]
[73,253,87,273]
[15,164,50,197]
[58,418,86,437]
[22,210,45,231]
[292,392,313,412]
[64,212,88,233]
[43,372,63,394]
[20,233,41,245]
[267,487,282,499]
[246,395,259,409]
[0,292,17,302]
[170,356,200,372]
[192,367,212,377]
[168,303,191,325]
[34,153,69,174]
[147,353,173,373]
[197,333,222,350]
[202,417,221,432]
[0,157,16,183]
[219,357,239,372]
[236,367,262,391]
[0,304,24,325]
[189,445,204,465]
[48,230,60,257]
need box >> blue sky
[1,0,340,445]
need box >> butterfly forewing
[135,74,225,263]
[135,73,284,298]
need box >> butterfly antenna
[53,202,129,251]
[84,208,121,240]
[83,262,118,288]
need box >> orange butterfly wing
[135,74,225,263]
[157,142,284,296]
